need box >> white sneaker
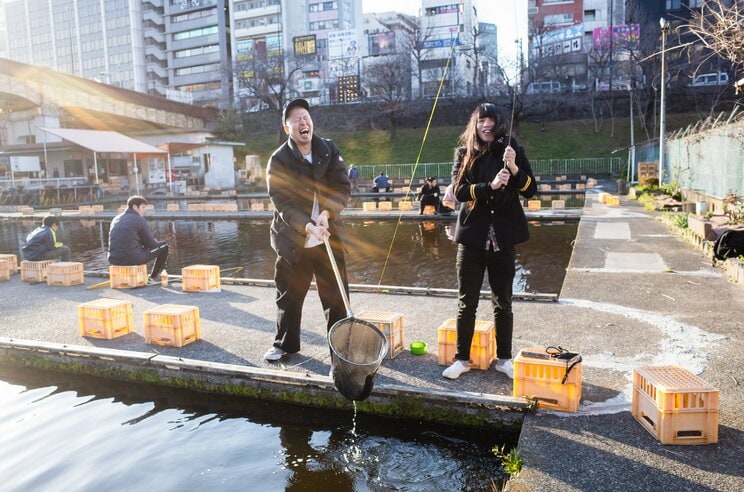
[264,346,286,361]
[494,359,514,379]
[442,360,470,379]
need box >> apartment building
[3,0,150,93]
[165,0,232,108]
[419,0,478,97]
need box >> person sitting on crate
[22,215,71,262]
[417,176,442,214]
[372,172,391,193]
[108,195,169,284]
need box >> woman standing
[442,103,537,380]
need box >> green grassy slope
[241,113,701,166]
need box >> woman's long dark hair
[454,103,509,187]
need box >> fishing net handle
[323,236,352,316]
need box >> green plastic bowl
[410,341,428,355]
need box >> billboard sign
[421,37,459,49]
[10,156,41,172]
[368,31,396,56]
[294,35,317,57]
[534,24,583,58]
[593,24,641,51]
[328,29,359,59]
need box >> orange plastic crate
[362,202,376,211]
[144,304,201,347]
[398,201,413,211]
[632,366,718,445]
[527,200,541,211]
[0,254,18,274]
[20,260,56,282]
[78,298,133,339]
[166,203,180,212]
[0,261,9,282]
[109,264,148,289]
[357,310,404,359]
[378,201,393,211]
[181,265,221,292]
[513,347,582,413]
[46,261,85,286]
[437,319,494,370]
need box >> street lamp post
[658,17,670,185]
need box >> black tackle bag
[713,229,744,261]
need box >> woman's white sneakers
[443,359,514,380]
[494,359,514,379]
[442,360,470,379]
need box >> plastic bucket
[695,201,708,215]
[328,318,388,401]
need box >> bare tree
[232,50,305,113]
[679,0,743,78]
[399,25,436,99]
[365,53,411,140]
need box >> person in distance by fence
[442,102,537,381]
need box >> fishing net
[329,318,388,401]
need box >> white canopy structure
[41,128,166,193]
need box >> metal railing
[357,157,623,184]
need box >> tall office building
[3,0,151,93]
[419,0,478,97]
[229,0,364,108]
[164,0,232,108]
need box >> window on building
[544,13,573,26]
[175,63,221,76]
[173,7,216,22]
[175,44,220,58]
[584,9,596,21]
[173,26,218,41]
[665,0,681,9]
[688,0,703,7]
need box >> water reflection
[0,218,576,294]
[0,366,511,491]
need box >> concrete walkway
[0,188,742,490]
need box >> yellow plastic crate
[144,304,201,347]
[362,202,377,211]
[0,261,9,282]
[423,205,437,215]
[527,200,541,211]
[357,310,404,359]
[166,203,180,212]
[47,261,85,286]
[0,254,18,274]
[551,200,565,210]
[632,366,718,445]
[608,196,621,206]
[437,319,494,370]
[20,260,56,282]
[398,201,413,211]
[250,202,265,211]
[513,347,582,413]
[181,264,221,292]
[378,201,393,211]
[78,298,133,339]
[109,264,148,289]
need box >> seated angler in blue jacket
[22,215,71,262]
[108,196,169,283]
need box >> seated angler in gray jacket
[108,195,169,282]
[22,215,71,262]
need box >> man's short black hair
[127,195,148,209]
[427,176,436,181]
[42,215,60,227]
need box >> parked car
[690,72,729,87]
[526,81,562,95]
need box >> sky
[362,0,528,67]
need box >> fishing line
[376,36,458,288]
